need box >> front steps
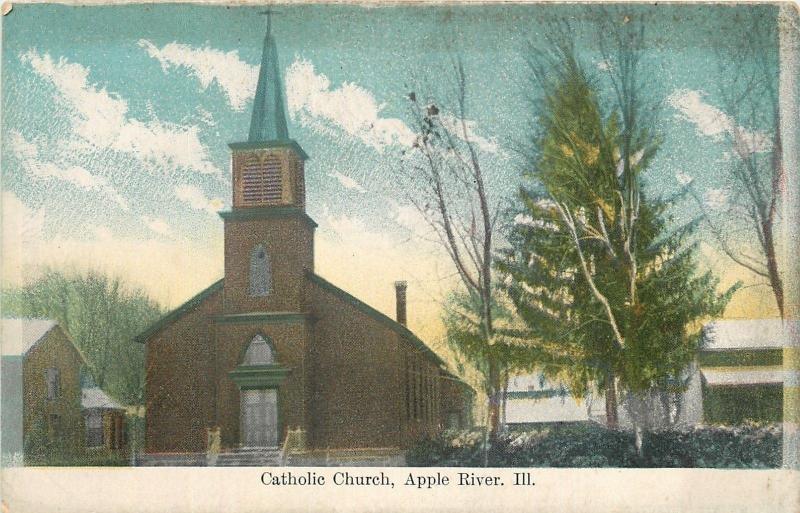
[215,447,282,466]
[138,447,281,466]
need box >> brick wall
[213,320,311,448]
[144,287,221,453]
[223,215,314,314]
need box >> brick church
[136,20,473,461]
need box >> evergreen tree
[497,40,737,450]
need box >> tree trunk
[605,372,619,428]
[500,369,509,430]
[487,358,501,439]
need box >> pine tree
[497,42,738,451]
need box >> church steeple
[228,13,308,210]
[248,12,289,143]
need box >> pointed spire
[249,11,289,142]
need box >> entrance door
[240,389,278,447]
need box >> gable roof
[1,318,58,356]
[82,387,125,410]
[306,272,446,368]
[703,319,799,351]
[134,279,224,344]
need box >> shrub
[407,423,781,468]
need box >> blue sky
[1,3,782,338]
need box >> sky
[1,3,785,346]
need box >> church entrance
[240,389,278,447]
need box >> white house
[505,319,794,428]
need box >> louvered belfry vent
[242,155,282,205]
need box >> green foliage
[704,385,783,425]
[442,289,545,394]
[3,268,163,405]
[497,36,738,413]
[406,424,781,468]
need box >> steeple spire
[249,10,289,142]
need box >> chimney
[394,281,408,326]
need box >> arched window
[249,244,271,297]
[243,334,274,365]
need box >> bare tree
[695,9,785,318]
[402,59,506,437]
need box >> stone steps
[138,453,206,466]
[215,447,282,467]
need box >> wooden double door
[240,389,278,447]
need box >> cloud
[139,40,258,112]
[9,130,129,211]
[174,184,224,216]
[596,59,612,71]
[2,191,46,283]
[675,171,694,186]
[328,171,366,193]
[1,196,223,307]
[439,113,499,154]
[704,188,729,210]
[141,215,172,236]
[667,89,771,154]
[20,49,219,175]
[285,58,416,151]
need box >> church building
[136,20,473,462]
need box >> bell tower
[220,13,315,314]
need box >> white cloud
[174,184,224,216]
[667,89,771,154]
[1,199,223,308]
[10,130,129,211]
[2,191,45,284]
[285,58,416,151]
[675,171,694,186]
[328,171,366,193]
[141,215,172,236]
[20,50,219,175]
[704,188,729,210]
[596,59,612,71]
[90,225,114,240]
[139,40,258,112]
[439,113,499,154]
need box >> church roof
[134,279,224,344]
[248,16,289,143]
[1,318,57,356]
[306,272,447,368]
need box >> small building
[504,374,606,428]
[82,387,127,452]
[504,319,794,428]
[697,319,790,424]
[1,319,85,463]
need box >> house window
[86,411,103,447]
[243,335,274,365]
[49,414,61,436]
[46,368,60,400]
[249,244,271,297]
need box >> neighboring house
[82,387,127,452]
[1,319,85,463]
[136,22,473,464]
[505,319,793,428]
[504,374,606,427]
[697,319,791,425]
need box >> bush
[406,423,781,468]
